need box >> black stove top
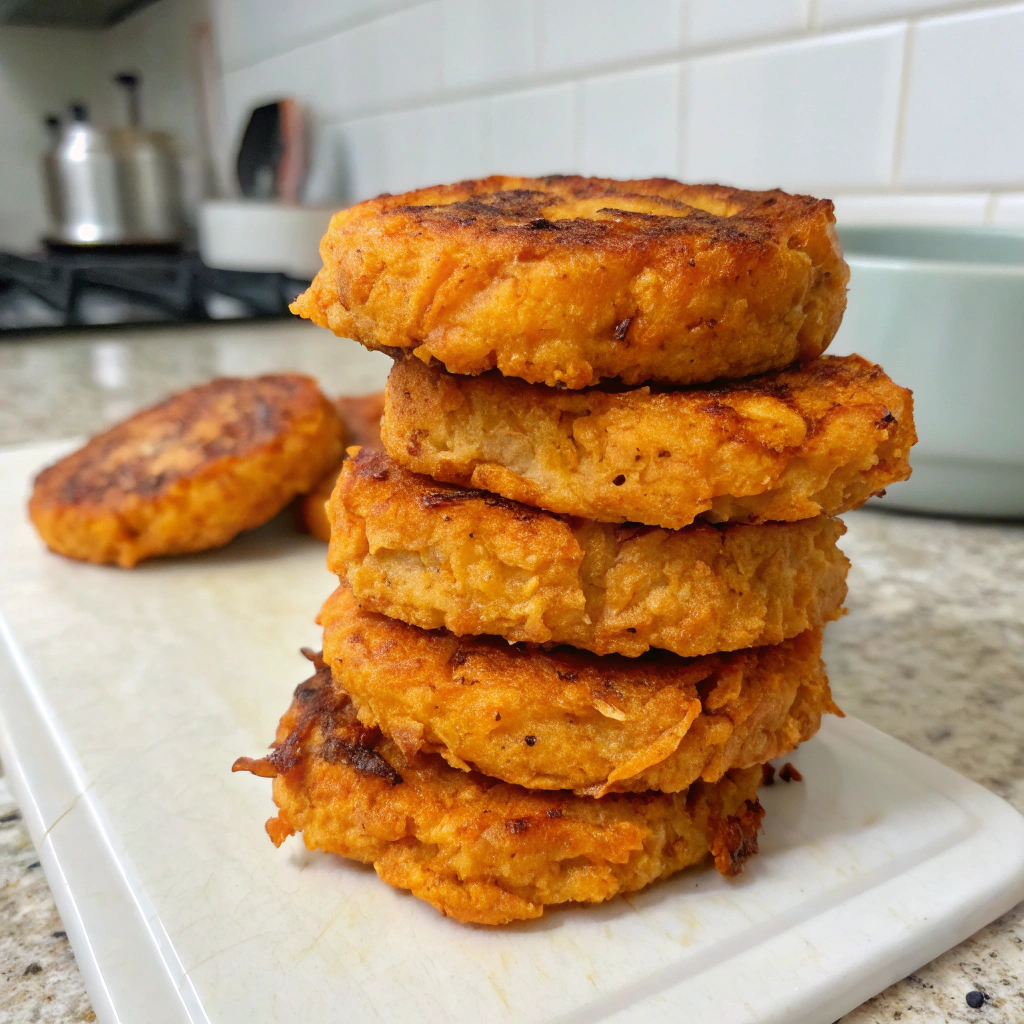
[0,249,311,332]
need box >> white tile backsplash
[221,28,373,140]
[222,2,444,142]
[832,192,990,225]
[334,115,393,201]
[991,193,1024,227]
[416,98,492,186]
[207,0,1024,212]
[11,0,1007,253]
[900,4,1024,188]
[366,3,446,111]
[684,25,906,192]
[579,64,681,180]
[681,0,809,50]
[353,110,429,197]
[489,84,576,176]
[537,0,682,73]
[213,0,409,72]
[814,0,988,30]
[336,97,489,201]
[442,0,538,88]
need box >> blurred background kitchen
[2,0,1024,332]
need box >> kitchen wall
[4,0,1021,251]
[0,28,105,251]
[212,0,1024,225]
[0,0,210,252]
[97,0,211,161]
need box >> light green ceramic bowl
[831,226,1024,518]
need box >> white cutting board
[2,439,1023,1024]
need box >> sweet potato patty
[30,375,343,567]
[383,353,916,529]
[329,448,849,657]
[233,652,765,925]
[318,586,836,795]
[291,175,848,389]
[302,391,385,543]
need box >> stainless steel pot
[42,74,186,246]
[43,103,126,244]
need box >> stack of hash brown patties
[236,176,916,925]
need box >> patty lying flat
[291,175,847,389]
[319,585,836,795]
[30,375,343,568]
[383,354,916,529]
[330,448,849,657]
[302,391,385,543]
[233,652,765,925]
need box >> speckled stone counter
[1,323,1022,1024]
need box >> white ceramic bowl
[197,200,335,279]
[831,226,1024,518]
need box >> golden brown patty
[319,585,836,795]
[302,392,385,543]
[233,652,766,925]
[330,448,849,657]
[30,375,343,568]
[291,175,848,389]
[383,354,916,529]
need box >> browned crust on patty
[291,175,848,388]
[329,448,849,657]
[233,652,766,925]
[382,354,916,529]
[30,375,343,567]
[301,391,385,543]
[318,585,838,795]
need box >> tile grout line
[532,0,544,84]
[480,92,494,176]
[800,186,1020,198]
[889,19,916,188]
[675,61,689,180]
[675,0,690,180]
[570,79,583,172]
[816,0,1020,33]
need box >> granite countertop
[0,322,1022,1023]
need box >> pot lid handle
[113,72,141,128]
